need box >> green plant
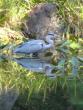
[0,0,83,109]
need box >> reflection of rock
[22,3,63,42]
[0,88,19,110]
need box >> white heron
[13,32,56,54]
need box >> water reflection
[1,55,79,79]
[1,55,62,78]
[12,57,59,78]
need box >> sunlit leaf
[69,42,80,49]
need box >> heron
[13,32,56,55]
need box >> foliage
[0,0,83,109]
[0,0,29,27]
[13,86,70,110]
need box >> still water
[0,55,81,79]
[0,55,83,110]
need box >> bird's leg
[38,53,46,59]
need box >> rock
[22,3,63,42]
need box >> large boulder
[22,3,63,42]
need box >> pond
[0,54,83,110]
